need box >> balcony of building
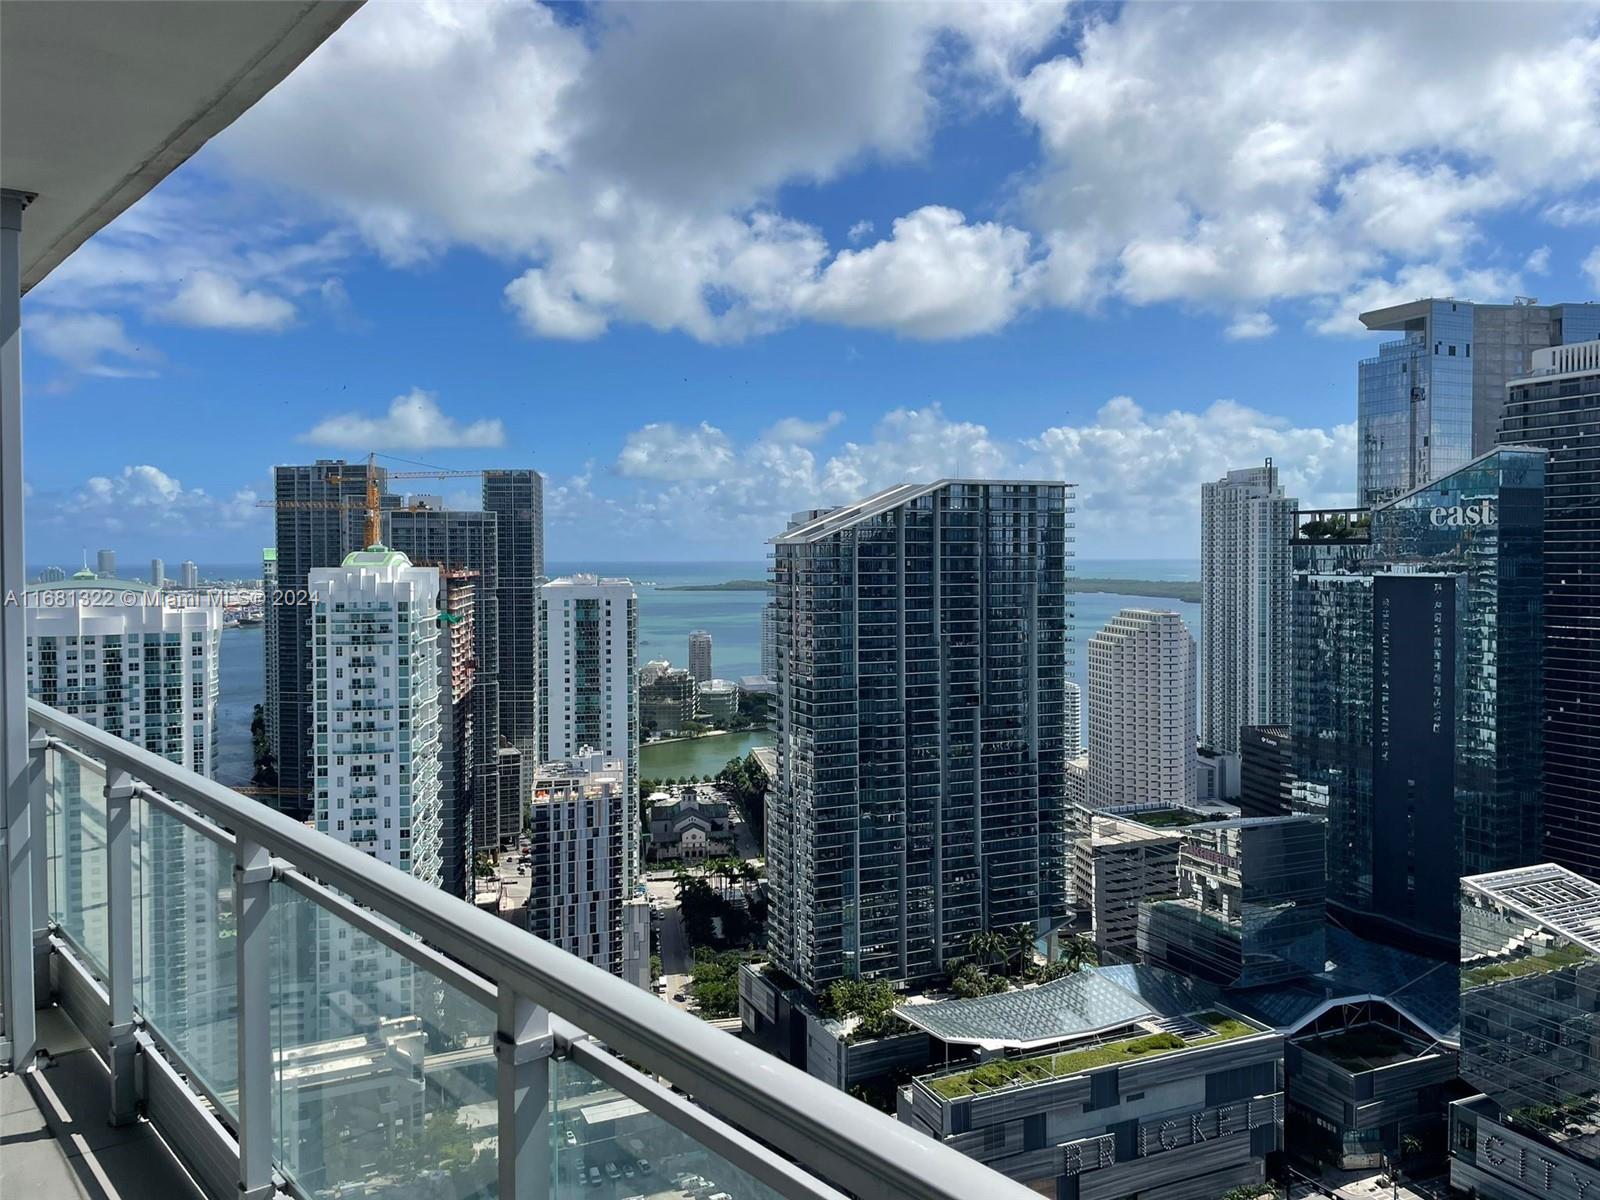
[0,3,1035,1199]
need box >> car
[636,1158,652,1175]
[586,1166,601,1187]
[605,1161,621,1180]
[563,1129,577,1146]
[622,1162,636,1178]
[673,992,687,1002]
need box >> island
[657,577,1201,603]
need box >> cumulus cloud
[1224,312,1276,341]
[29,465,263,543]
[26,312,159,378]
[566,397,1353,556]
[299,389,507,450]
[616,422,736,480]
[157,270,296,331]
[1525,246,1552,275]
[1585,247,1600,292]
[761,413,844,445]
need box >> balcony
[3,700,1023,1200]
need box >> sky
[20,0,1600,566]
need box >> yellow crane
[256,452,494,547]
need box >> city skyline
[20,2,1600,564]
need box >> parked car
[563,1128,577,1146]
[586,1166,601,1187]
[636,1158,652,1175]
[605,1161,621,1180]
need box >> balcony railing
[10,697,1025,1200]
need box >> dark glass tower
[768,480,1071,994]
[482,469,545,844]
[1500,341,1600,880]
[1293,448,1546,957]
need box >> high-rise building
[527,751,638,981]
[1357,298,1600,507]
[96,548,115,578]
[1454,863,1600,1200]
[386,507,502,854]
[1087,609,1196,809]
[307,547,443,887]
[179,560,198,590]
[1200,461,1295,754]
[640,666,697,736]
[1501,340,1600,881]
[482,469,544,842]
[1293,447,1546,957]
[149,557,164,589]
[435,570,478,899]
[271,459,389,815]
[25,569,225,1086]
[760,600,777,679]
[261,547,279,779]
[1138,813,1327,988]
[1062,678,1082,757]
[25,567,221,774]
[36,565,65,583]
[1238,725,1294,819]
[539,575,638,893]
[768,480,1072,994]
[688,629,712,683]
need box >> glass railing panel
[131,793,239,1110]
[268,879,498,1199]
[550,1054,786,1199]
[45,746,109,977]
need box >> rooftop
[772,479,1067,545]
[1462,863,1600,954]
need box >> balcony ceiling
[0,0,361,293]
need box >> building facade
[1357,299,1600,507]
[640,665,697,736]
[96,548,115,578]
[1200,462,1295,755]
[179,560,198,590]
[307,547,444,887]
[1453,864,1600,1200]
[149,557,164,589]
[272,459,391,815]
[769,481,1071,994]
[385,507,502,853]
[688,629,712,683]
[435,571,477,899]
[1293,448,1546,956]
[1087,609,1196,810]
[1139,814,1327,988]
[1063,678,1083,758]
[1501,341,1600,880]
[760,600,778,679]
[539,575,639,895]
[1068,808,1182,963]
[1238,726,1294,819]
[483,469,545,840]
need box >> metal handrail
[27,697,1029,1200]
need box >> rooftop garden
[1462,941,1593,987]
[1133,808,1214,829]
[924,1011,1257,1100]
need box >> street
[645,873,693,1010]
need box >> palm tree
[1007,924,1037,976]
[966,929,1003,970]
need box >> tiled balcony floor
[1,1008,206,1200]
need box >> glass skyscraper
[1293,447,1546,956]
[1453,864,1600,1200]
[1357,299,1600,507]
[768,481,1071,994]
[1500,341,1600,881]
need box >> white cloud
[26,312,159,378]
[1525,246,1552,275]
[1584,247,1600,292]
[616,422,736,480]
[1308,262,1526,337]
[30,465,264,542]
[801,206,1038,338]
[761,413,844,445]
[157,270,296,331]
[1544,198,1600,227]
[1224,312,1276,341]
[299,389,507,450]
[847,220,874,244]
[570,397,1353,556]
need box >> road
[645,874,693,1010]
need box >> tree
[967,929,1005,969]
[249,703,277,788]
[1061,933,1098,972]
[1007,924,1037,976]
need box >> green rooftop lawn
[1134,809,1214,829]
[925,1012,1257,1100]
[1462,942,1592,987]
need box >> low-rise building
[1067,805,1186,962]
[696,677,739,724]
[895,967,1283,1200]
[648,786,734,861]
[641,666,697,736]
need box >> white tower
[1200,461,1295,755]
[1087,609,1196,809]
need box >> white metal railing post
[0,188,33,1071]
[28,727,49,1010]
[233,837,275,1200]
[104,767,138,1124]
[496,986,552,1200]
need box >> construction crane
[256,452,495,547]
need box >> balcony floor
[1,1007,206,1200]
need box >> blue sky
[20,1,1600,566]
